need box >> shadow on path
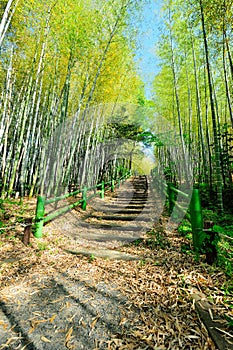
[0,270,139,349]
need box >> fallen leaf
[49,314,57,323]
[41,336,51,343]
[0,321,8,330]
[90,315,100,329]
[119,317,128,326]
[65,326,73,345]
[29,319,48,334]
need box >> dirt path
[0,176,161,350]
[0,177,232,349]
[0,271,138,349]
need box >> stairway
[0,177,162,349]
[42,175,164,260]
[61,176,160,247]
[0,178,156,348]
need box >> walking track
[0,176,163,349]
[44,175,163,260]
[0,177,230,349]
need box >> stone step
[90,215,151,222]
[77,222,146,231]
[101,209,151,215]
[109,199,149,204]
[65,248,140,260]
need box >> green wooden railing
[167,183,205,251]
[152,176,204,252]
[153,176,228,264]
[34,171,131,238]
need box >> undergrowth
[178,213,233,284]
[135,228,171,250]
[0,198,34,232]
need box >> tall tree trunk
[0,0,19,48]
[190,28,208,183]
[199,0,223,212]
[1,46,14,197]
[168,8,190,184]
[223,30,233,128]
[7,73,33,195]
[225,39,233,82]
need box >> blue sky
[134,0,163,99]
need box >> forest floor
[0,177,232,349]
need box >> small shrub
[202,209,219,223]
[88,254,95,262]
[181,243,192,255]
[178,219,192,237]
[225,315,233,330]
[146,231,170,249]
[37,242,48,251]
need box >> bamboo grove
[0,0,146,199]
[152,0,233,212]
[1,0,233,214]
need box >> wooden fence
[34,171,131,238]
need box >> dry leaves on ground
[0,204,232,349]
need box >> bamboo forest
[0,0,233,349]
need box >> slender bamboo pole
[81,187,87,210]
[35,196,45,238]
[167,183,176,215]
[190,189,204,252]
[101,180,105,199]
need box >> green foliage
[217,239,233,277]
[213,225,233,238]
[145,229,171,250]
[202,210,233,227]
[133,238,143,246]
[107,122,141,140]
[180,243,193,255]
[0,0,146,198]
[37,242,48,251]
[225,315,233,330]
[178,219,192,238]
[202,209,219,223]
[88,254,95,263]
[178,221,194,255]
[200,219,233,275]
[222,280,233,297]
[178,212,233,274]
[0,199,4,229]
[137,131,163,147]
[138,259,146,267]
[152,0,233,203]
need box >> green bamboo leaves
[0,0,145,198]
[152,0,233,208]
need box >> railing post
[35,196,45,238]
[101,180,105,199]
[111,179,115,192]
[122,170,126,183]
[190,189,204,252]
[81,187,87,210]
[167,183,175,215]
